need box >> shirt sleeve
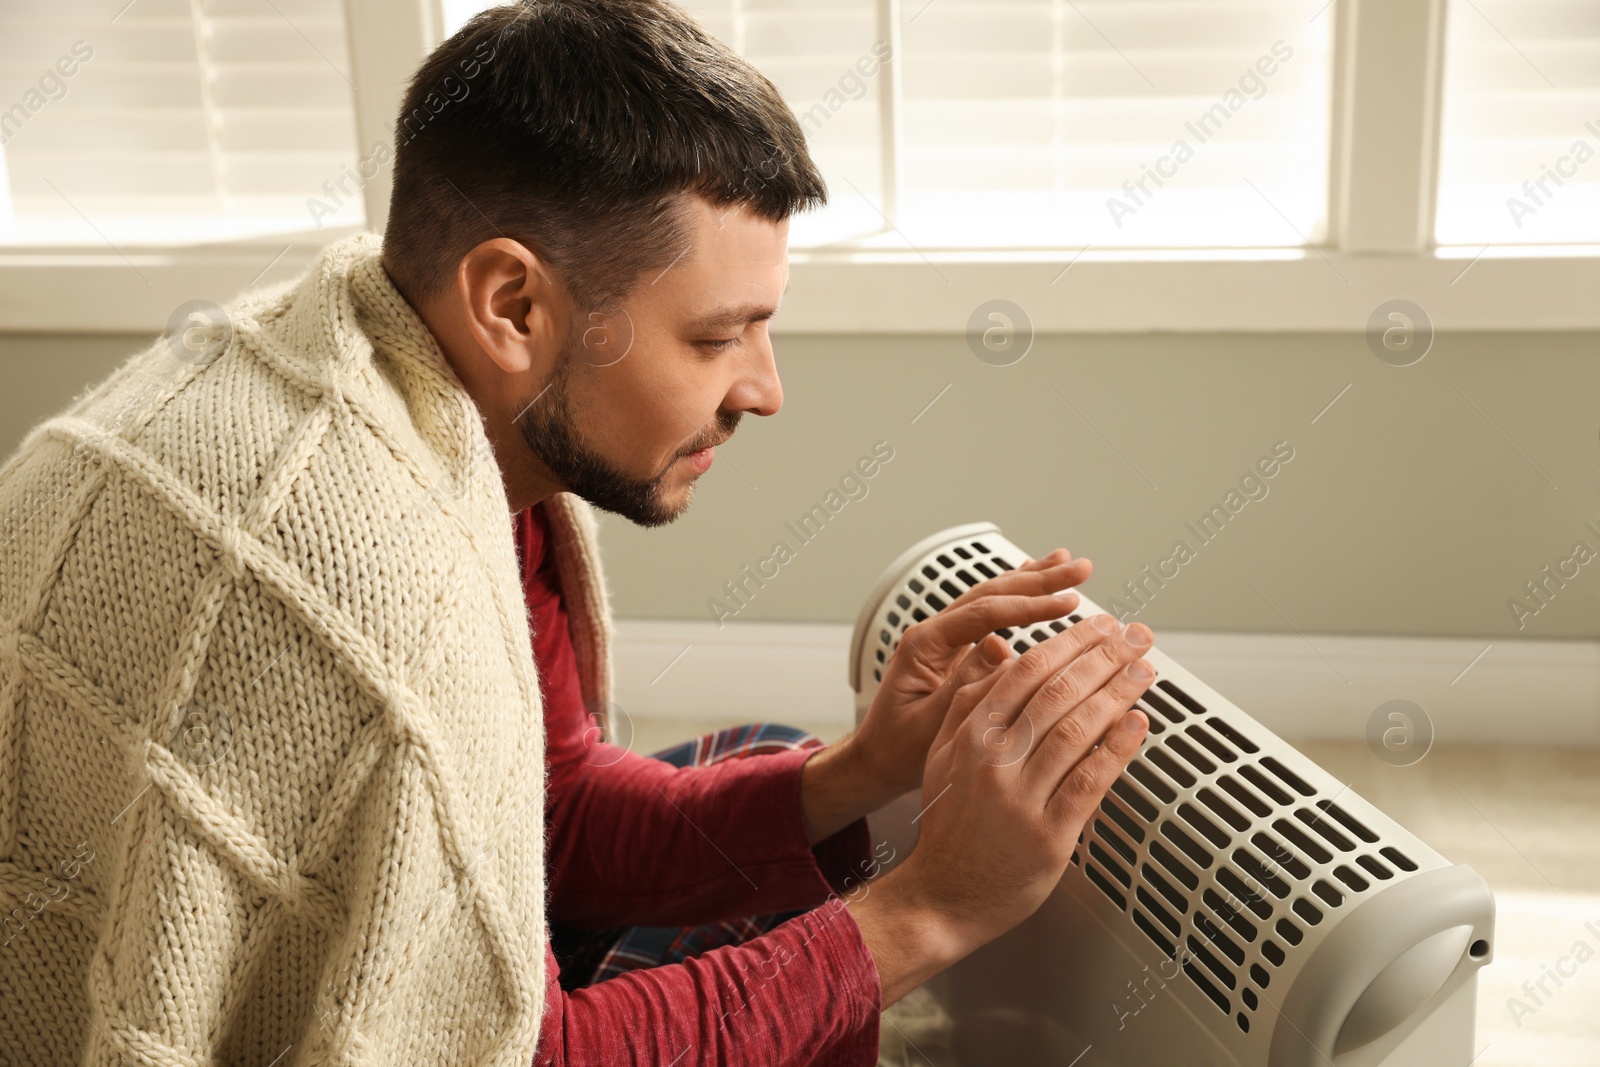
[535,899,884,1066]
[518,501,874,930]
[546,736,876,929]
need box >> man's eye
[698,336,740,353]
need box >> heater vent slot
[1337,864,1373,894]
[1311,879,1343,909]
[1261,756,1315,797]
[1317,800,1379,843]
[1382,846,1418,872]
[1177,803,1231,850]
[1142,864,1190,914]
[1090,842,1132,887]
[1147,749,1196,790]
[1167,736,1217,776]
[1208,717,1261,755]
[1138,887,1183,936]
[1128,760,1179,803]
[1297,807,1355,852]
[1197,788,1250,832]
[1216,867,1272,920]
[1160,821,1215,870]
[1100,796,1146,844]
[1193,912,1245,966]
[1182,958,1231,1014]
[1150,840,1200,890]
[1141,688,1186,724]
[1085,861,1127,910]
[1186,722,1240,764]
[1187,934,1239,990]
[1203,889,1258,943]
[1269,821,1329,867]
[1218,775,1272,818]
[1094,819,1138,865]
[1358,855,1394,881]
[1233,849,1290,899]
[1133,911,1177,958]
[1157,679,1208,716]
[1110,778,1160,823]
[1238,765,1294,806]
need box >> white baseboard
[613,619,1600,746]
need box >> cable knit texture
[0,232,615,1066]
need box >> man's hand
[800,549,1095,843]
[846,614,1154,1005]
[861,548,1095,784]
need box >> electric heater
[850,523,1494,1067]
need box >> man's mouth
[683,436,726,474]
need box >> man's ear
[455,237,568,376]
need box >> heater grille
[850,525,1463,1053]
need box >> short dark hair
[381,0,826,313]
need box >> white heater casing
[849,523,1494,1067]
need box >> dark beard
[515,331,739,528]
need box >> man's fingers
[1013,622,1153,761]
[967,615,1126,735]
[1020,652,1154,795]
[945,633,1008,692]
[932,649,1015,756]
[1017,547,1073,571]
[1045,709,1149,825]
[889,552,1090,676]
[906,580,1085,664]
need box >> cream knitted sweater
[0,232,615,1066]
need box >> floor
[631,718,1600,1066]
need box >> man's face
[516,196,788,527]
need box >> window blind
[1435,0,1600,246]
[893,0,1332,249]
[0,0,362,246]
[447,0,1334,250]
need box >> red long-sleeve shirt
[518,503,884,1065]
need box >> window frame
[1,0,1595,335]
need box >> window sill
[1,237,1596,335]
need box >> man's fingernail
[1123,623,1153,648]
[1121,710,1147,733]
[1090,614,1117,633]
[1125,659,1155,681]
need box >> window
[0,0,363,246]
[1434,0,1600,246]
[2,0,1595,333]
[652,0,1337,250]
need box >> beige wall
[5,329,1596,640]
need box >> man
[0,2,1153,1064]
